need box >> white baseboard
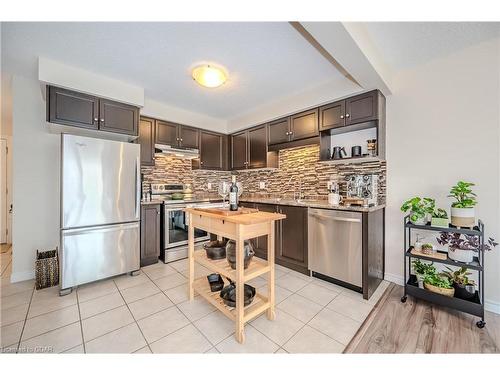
[485,299,500,314]
[384,273,500,314]
[384,272,404,286]
[10,270,35,283]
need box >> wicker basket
[35,247,59,290]
[424,282,455,297]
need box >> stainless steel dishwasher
[308,208,362,289]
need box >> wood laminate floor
[345,284,500,353]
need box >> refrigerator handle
[135,156,141,220]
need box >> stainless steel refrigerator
[60,134,141,291]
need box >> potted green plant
[421,243,434,255]
[412,259,436,288]
[401,197,435,225]
[431,208,449,228]
[448,181,477,227]
[437,232,498,263]
[423,272,454,297]
[441,266,476,300]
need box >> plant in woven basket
[424,272,452,289]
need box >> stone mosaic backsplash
[141,145,386,202]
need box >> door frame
[0,138,7,244]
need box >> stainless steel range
[150,183,225,263]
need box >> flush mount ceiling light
[192,65,227,88]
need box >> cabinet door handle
[345,113,350,118]
[94,117,98,122]
[200,161,204,165]
[340,115,344,119]
[180,138,183,142]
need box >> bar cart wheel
[401,296,407,303]
[476,320,486,329]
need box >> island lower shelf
[193,249,270,282]
[192,276,270,324]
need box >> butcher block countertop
[184,207,286,224]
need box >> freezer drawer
[61,222,140,289]
[308,208,362,288]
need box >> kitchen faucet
[287,176,303,202]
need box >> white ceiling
[1,22,347,120]
[361,22,500,70]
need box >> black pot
[203,240,227,260]
[453,282,475,300]
[219,282,256,307]
[225,240,255,269]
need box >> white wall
[142,97,227,133]
[385,38,500,311]
[10,76,60,282]
[227,78,360,132]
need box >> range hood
[154,144,200,159]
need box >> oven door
[164,205,209,249]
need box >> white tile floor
[0,253,390,354]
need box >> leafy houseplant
[423,272,454,297]
[401,197,435,225]
[412,259,436,288]
[421,243,434,255]
[431,208,449,228]
[441,266,476,300]
[437,232,498,263]
[448,181,477,227]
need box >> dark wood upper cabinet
[140,203,161,267]
[268,117,290,145]
[48,86,99,130]
[198,131,223,170]
[290,109,318,141]
[155,120,178,146]
[99,99,139,136]
[231,131,248,170]
[178,126,199,149]
[319,100,345,131]
[276,205,308,273]
[345,90,378,125]
[138,117,155,166]
[47,86,139,136]
[248,125,267,169]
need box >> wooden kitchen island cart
[185,208,286,343]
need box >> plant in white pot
[401,197,435,225]
[448,181,477,227]
[411,259,436,288]
[437,232,498,263]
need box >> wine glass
[218,182,229,205]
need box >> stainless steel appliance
[308,208,362,290]
[150,183,225,263]
[154,143,199,159]
[60,134,141,293]
[346,174,378,207]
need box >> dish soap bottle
[229,175,238,211]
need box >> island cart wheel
[401,296,407,303]
[476,320,486,329]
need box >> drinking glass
[218,182,229,204]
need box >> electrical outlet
[259,181,265,189]
[207,182,212,190]
[327,181,332,190]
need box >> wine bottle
[229,175,238,211]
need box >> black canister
[351,145,362,157]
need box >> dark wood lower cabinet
[276,205,308,275]
[239,202,309,275]
[140,204,161,267]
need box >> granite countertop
[140,200,164,205]
[239,196,385,213]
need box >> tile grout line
[74,289,87,354]
[113,276,154,354]
[143,267,217,353]
[14,284,35,353]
